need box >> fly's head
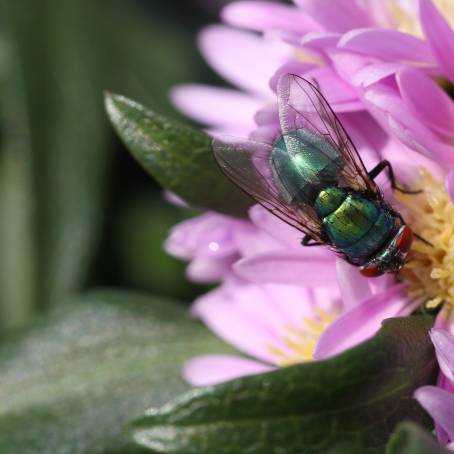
[359,225,413,277]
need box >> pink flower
[165,212,252,283]
[166,0,454,398]
[183,273,414,386]
[415,325,454,449]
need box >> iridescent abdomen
[314,187,395,263]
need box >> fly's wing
[277,73,379,195]
[213,137,325,242]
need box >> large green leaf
[387,422,450,454]
[105,92,252,217]
[0,290,234,454]
[133,316,437,454]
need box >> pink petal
[163,191,188,208]
[436,373,454,445]
[446,169,454,205]
[338,28,434,63]
[186,256,234,283]
[198,25,289,96]
[337,111,383,171]
[183,354,273,386]
[269,61,315,92]
[329,49,380,83]
[294,0,374,32]
[165,213,241,259]
[336,258,372,311]
[303,66,364,111]
[435,306,454,335]
[207,125,256,137]
[249,123,282,143]
[363,83,454,166]
[397,67,454,138]
[262,283,340,324]
[300,32,341,52]
[234,250,337,286]
[379,138,444,186]
[192,281,293,363]
[314,284,409,359]
[387,115,454,166]
[254,103,279,126]
[235,227,282,258]
[430,329,454,385]
[222,1,322,34]
[170,84,262,129]
[352,62,401,87]
[420,0,454,83]
[438,372,454,396]
[364,0,396,28]
[414,386,454,441]
[248,204,304,248]
[271,66,364,112]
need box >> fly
[213,74,420,277]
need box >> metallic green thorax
[271,132,342,203]
[270,130,397,265]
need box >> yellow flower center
[396,169,454,309]
[267,308,338,366]
[267,170,454,366]
[389,0,454,37]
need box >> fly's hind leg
[368,160,421,194]
[302,234,323,247]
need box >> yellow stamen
[267,307,338,367]
[396,169,454,310]
[295,49,323,66]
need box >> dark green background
[0,0,222,334]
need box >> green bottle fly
[213,74,414,277]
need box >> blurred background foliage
[0,0,219,334]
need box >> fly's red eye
[360,265,383,278]
[396,226,413,253]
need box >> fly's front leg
[368,160,421,194]
[397,213,432,247]
[301,234,323,247]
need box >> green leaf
[105,92,252,217]
[0,290,234,454]
[387,422,450,454]
[133,316,437,454]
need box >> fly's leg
[397,213,433,247]
[414,233,433,247]
[368,160,421,194]
[301,234,323,247]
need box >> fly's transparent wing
[213,137,325,242]
[277,74,379,195]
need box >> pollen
[396,169,454,310]
[267,308,338,366]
